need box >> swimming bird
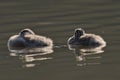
[68,28,106,47]
[8,28,53,50]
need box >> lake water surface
[0,0,120,80]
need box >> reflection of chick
[8,29,53,50]
[68,28,106,47]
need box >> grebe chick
[8,28,53,51]
[68,28,106,47]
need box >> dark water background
[0,0,120,80]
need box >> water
[0,0,120,80]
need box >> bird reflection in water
[10,46,53,68]
[68,44,105,66]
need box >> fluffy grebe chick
[68,28,106,47]
[8,29,53,50]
